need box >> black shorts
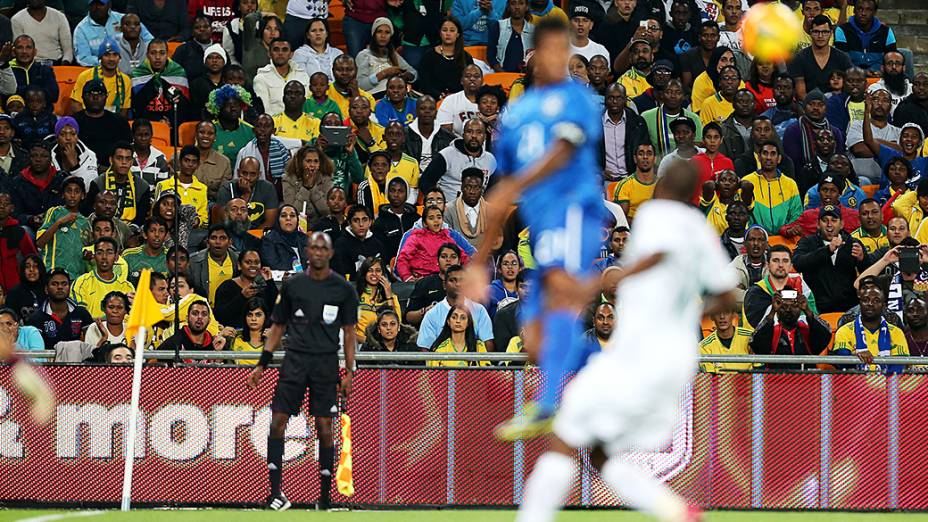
[271,352,339,417]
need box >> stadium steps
[878,4,928,68]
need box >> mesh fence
[2,365,928,509]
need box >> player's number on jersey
[533,227,567,266]
[516,122,545,163]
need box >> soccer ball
[741,2,803,62]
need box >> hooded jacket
[261,221,310,271]
[395,226,471,281]
[372,193,420,262]
[10,59,59,103]
[0,217,37,291]
[11,167,66,225]
[50,140,97,193]
[332,228,388,277]
[835,16,897,72]
[404,121,456,169]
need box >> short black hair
[207,222,230,236]
[859,197,880,210]
[149,272,167,288]
[810,14,833,28]
[437,242,461,260]
[0,307,20,322]
[101,290,129,312]
[132,118,153,133]
[61,175,86,193]
[92,215,115,229]
[532,16,569,48]
[143,217,169,233]
[347,204,372,220]
[94,236,119,251]
[445,264,465,277]
[178,145,199,160]
[167,245,188,257]
[111,141,133,156]
[768,244,792,259]
[758,140,782,155]
[703,122,723,135]
[461,167,484,185]
[47,267,71,283]
[475,84,507,108]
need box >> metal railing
[13,350,928,365]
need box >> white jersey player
[516,161,738,522]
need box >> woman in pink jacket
[395,205,470,281]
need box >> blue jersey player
[462,17,608,440]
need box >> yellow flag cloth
[336,413,354,496]
[126,270,166,340]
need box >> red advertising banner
[1,366,927,509]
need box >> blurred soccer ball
[741,2,803,62]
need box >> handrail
[13,350,928,365]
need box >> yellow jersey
[326,84,376,124]
[207,255,234,305]
[156,176,209,228]
[427,339,489,367]
[72,67,132,111]
[273,112,321,142]
[700,93,734,126]
[832,320,908,372]
[70,270,135,318]
[699,328,754,373]
[613,173,656,218]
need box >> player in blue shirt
[463,17,608,441]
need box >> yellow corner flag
[126,269,167,340]
[336,413,354,496]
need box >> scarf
[799,116,829,168]
[454,196,487,240]
[771,318,810,355]
[92,65,127,111]
[364,173,389,212]
[655,106,677,157]
[103,170,138,222]
[854,315,901,373]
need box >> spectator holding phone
[742,244,818,329]
[749,288,832,369]
[214,249,278,329]
[854,242,928,321]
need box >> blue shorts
[521,201,607,323]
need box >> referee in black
[248,231,359,511]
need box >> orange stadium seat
[160,145,176,162]
[464,45,487,62]
[605,180,621,201]
[178,121,198,146]
[53,65,87,115]
[329,0,347,51]
[150,120,172,149]
[167,41,183,58]
[483,72,523,95]
[768,234,799,250]
[862,184,879,198]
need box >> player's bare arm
[614,252,667,288]
[247,322,286,389]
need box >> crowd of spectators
[0,0,924,372]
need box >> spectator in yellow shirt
[832,283,908,373]
[349,95,385,165]
[70,237,134,318]
[618,39,653,99]
[327,54,376,122]
[700,66,741,126]
[273,80,321,142]
[70,38,131,117]
[699,311,754,373]
[427,303,489,367]
[613,142,657,220]
[156,146,209,230]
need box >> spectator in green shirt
[123,217,169,285]
[304,71,342,120]
[208,84,256,165]
[36,174,90,278]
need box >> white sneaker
[267,494,291,511]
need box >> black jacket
[371,203,420,262]
[261,227,308,271]
[793,231,869,314]
[10,168,67,225]
[719,115,749,161]
[404,125,456,168]
[331,228,388,277]
[733,147,796,181]
[599,107,649,175]
[171,40,207,83]
[493,299,521,356]
[11,61,59,102]
[2,143,30,177]
[749,312,832,369]
[360,322,421,366]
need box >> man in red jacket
[0,193,38,292]
[780,172,859,238]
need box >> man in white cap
[190,43,227,117]
[253,37,310,116]
[847,84,900,160]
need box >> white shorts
[553,347,695,457]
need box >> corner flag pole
[120,269,166,511]
[121,325,146,512]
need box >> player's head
[307,231,334,270]
[654,160,699,203]
[532,17,570,85]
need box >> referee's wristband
[257,350,274,368]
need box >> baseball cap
[820,172,846,190]
[652,59,674,74]
[368,150,391,165]
[0,113,12,124]
[867,83,890,96]
[97,36,119,58]
[819,204,841,220]
[669,116,696,132]
[83,78,107,96]
[569,4,592,19]
[629,38,651,48]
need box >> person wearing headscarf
[48,116,98,191]
[261,204,309,271]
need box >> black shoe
[316,496,331,511]
[267,494,291,511]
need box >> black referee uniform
[270,271,359,416]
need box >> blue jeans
[342,16,372,57]
[283,15,311,51]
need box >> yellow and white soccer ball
[741,2,803,62]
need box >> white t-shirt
[611,199,736,361]
[846,120,901,150]
[410,118,438,170]
[286,0,328,19]
[436,91,478,137]
[570,39,610,66]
